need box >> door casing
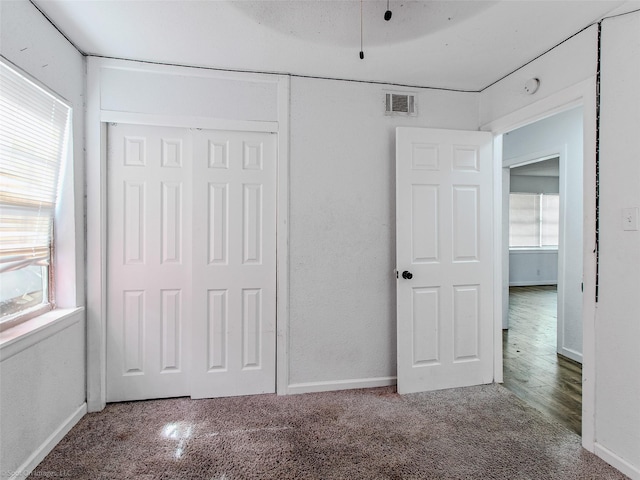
[482,78,597,451]
[86,57,291,412]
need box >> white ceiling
[32,0,634,90]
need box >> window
[509,193,559,248]
[0,58,71,328]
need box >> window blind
[0,59,71,273]
[509,193,559,248]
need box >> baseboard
[287,376,397,395]
[10,403,87,480]
[558,347,582,364]
[508,281,558,287]
[594,442,640,479]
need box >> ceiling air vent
[385,93,417,116]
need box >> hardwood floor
[502,285,582,435]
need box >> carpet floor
[30,384,628,479]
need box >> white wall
[509,250,558,286]
[87,61,479,396]
[0,311,85,480]
[503,107,584,362]
[480,26,597,127]
[510,175,559,194]
[0,1,86,478]
[288,77,479,389]
[596,10,640,475]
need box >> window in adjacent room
[509,193,559,248]
[0,57,71,329]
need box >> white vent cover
[385,93,417,116]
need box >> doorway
[500,107,584,434]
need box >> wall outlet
[622,207,639,231]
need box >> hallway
[502,285,582,435]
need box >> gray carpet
[30,384,627,479]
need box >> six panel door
[106,124,277,402]
[190,130,277,399]
[396,127,494,394]
[107,124,193,402]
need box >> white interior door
[107,124,193,402]
[396,127,494,394]
[190,130,277,398]
[107,124,276,402]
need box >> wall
[90,63,479,395]
[0,311,85,480]
[503,107,584,362]
[509,250,558,286]
[0,1,86,478]
[288,77,479,389]
[510,174,559,194]
[596,10,640,475]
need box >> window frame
[508,192,560,250]
[0,56,73,332]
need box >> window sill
[0,307,84,362]
[509,247,558,254]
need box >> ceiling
[32,0,635,91]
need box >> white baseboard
[595,442,640,479]
[10,403,87,480]
[558,347,582,364]
[287,376,397,395]
[508,281,558,286]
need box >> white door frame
[482,78,597,451]
[86,57,291,412]
[503,148,575,362]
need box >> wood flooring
[502,285,582,435]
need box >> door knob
[402,270,413,279]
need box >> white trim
[9,403,87,480]
[100,110,278,133]
[509,281,558,287]
[276,76,291,395]
[508,248,558,255]
[0,308,84,362]
[558,346,582,364]
[481,86,585,134]
[86,58,106,412]
[579,78,598,451]
[492,135,504,382]
[503,147,565,168]
[86,57,290,411]
[497,137,510,331]
[483,78,597,451]
[287,376,397,395]
[594,443,640,480]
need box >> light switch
[622,207,639,231]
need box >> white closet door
[190,130,277,398]
[106,124,193,402]
[106,125,277,402]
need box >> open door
[396,127,494,394]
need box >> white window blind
[509,193,559,248]
[0,59,70,275]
